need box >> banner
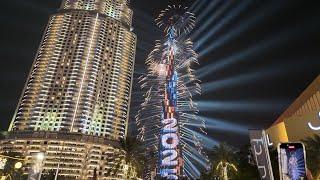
[249,129,274,180]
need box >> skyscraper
[136,5,208,179]
[1,0,136,179]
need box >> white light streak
[70,13,99,132]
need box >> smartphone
[278,142,307,180]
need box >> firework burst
[155,5,196,35]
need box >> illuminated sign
[161,118,179,169]
[249,130,274,180]
[266,134,273,146]
[307,112,320,131]
[160,101,180,179]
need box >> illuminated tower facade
[10,0,136,140]
[137,5,208,179]
[1,0,137,179]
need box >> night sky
[0,0,319,147]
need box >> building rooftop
[272,75,320,126]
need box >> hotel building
[0,0,136,179]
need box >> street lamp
[14,162,22,169]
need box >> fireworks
[155,5,196,35]
[136,5,209,179]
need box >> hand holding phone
[278,142,307,180]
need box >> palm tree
[302,135,320,179]
[207,142,238,180]
[233,145,259,180]
[106,136,145,179]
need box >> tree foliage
[205,142,237,179]
[233,145,259,180]
[201,143,259,180]
[106,136,145,179]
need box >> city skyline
[1,0,319,149]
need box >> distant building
[1,0,137,179]
[266,75,320,145]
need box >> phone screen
[279,143,307,180]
